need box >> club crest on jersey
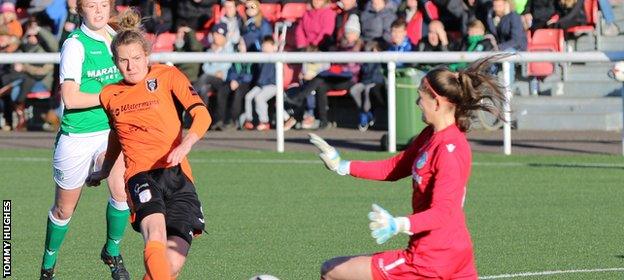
[416,152,428,169]
[146,78,158,92]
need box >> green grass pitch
[1,149,623,279]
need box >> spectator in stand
[219,0,244,50]
[431,0,471,35]
[243,36,296,131]
[241,0,272,52]
[485,0,526,51]
[1,2,23,38]
[226,62,253,129]
[295,0,337,50]
[449,19,497,71]
[521,0,555,31]
[598,0,620,36]
[547,0,586,30]
[418,20,450,51]
[141,0,174,34]
[387,18,416,68]
[350,41,385,131]
[175,0,215,30]
[298,45,330,129]
[196,23,233,131]
[324,0,359,50]
[397,0,424,45]
[0,26,26,131]
[360,0,397,44]
[59,0,81,46]
[174,25,204,85]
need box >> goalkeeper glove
[368,204,412,244]
[308,133,350,175]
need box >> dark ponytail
[423,54,508,132]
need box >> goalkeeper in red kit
[311,56,508,280]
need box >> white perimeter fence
[2,51,624,155]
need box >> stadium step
[511,96,623,130]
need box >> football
[249,275,280,280]
[611,61,624,82]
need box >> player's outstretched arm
[308,133,350,176]
[368,204,412,244]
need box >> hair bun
[113,8,142,31]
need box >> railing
[2,51,623,154]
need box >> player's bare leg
[167,236,190,278]
[141,213,172,279]
[321,255,373,280]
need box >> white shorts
[53,130,110,190]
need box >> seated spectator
[1,2,23,38]
[397,0,424,45]
[226,61,254,129]
[175,0,216,30]
[241,0,272,52]
[195,23,233,130]
[141,0,174,34]
[449,19,497,71]
[298,45,330,129]
[521,0,556,31]
[387,18,416,68]
[547,0,586,30]
[243,37,296,131]
[350,41,385,131]
[418,20,450,51]
[174,25,204,84]
[485,0,527,51]
[219,0,244,50]
[431,0,470,35]
[360,0,397,44]
[295,0,337,50]
[325,0,359,50]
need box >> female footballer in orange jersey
[86,12,211,280]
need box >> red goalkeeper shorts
[371,249,477,280]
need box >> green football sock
[42,217,69,270]
[105,201,130,257]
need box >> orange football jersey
[100,64,210,182]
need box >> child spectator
[295,0,337,50]
[174,26,204,84]
[241,0,272,52]
[327,0,359,49]
[196,23,233,130]
[449,19,498,71]
[350,41,385,131]
[243,36,296,131]
[387,18,416,68]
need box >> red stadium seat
[26,91,51,99]
[152,32,176,53]
[527,29,564,77]
[327,90,347,97]
[202,4,221,31]
[260,3,281,23]
[424,1,439,20]
[283,64,301,89]
[280,3,308,22]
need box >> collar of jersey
[80,23,117,44]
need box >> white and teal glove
[368,204,412,244]
[309,133,350,176]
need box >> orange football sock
[144,241,171,280]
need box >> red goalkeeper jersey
[351,124,474,268]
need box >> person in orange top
[86,17,211,280]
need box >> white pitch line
[0,157,623,169]
[480,267,624,279]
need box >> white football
[249,275,280,280]
[612,61,624,82]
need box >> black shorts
[127,165,205,245]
